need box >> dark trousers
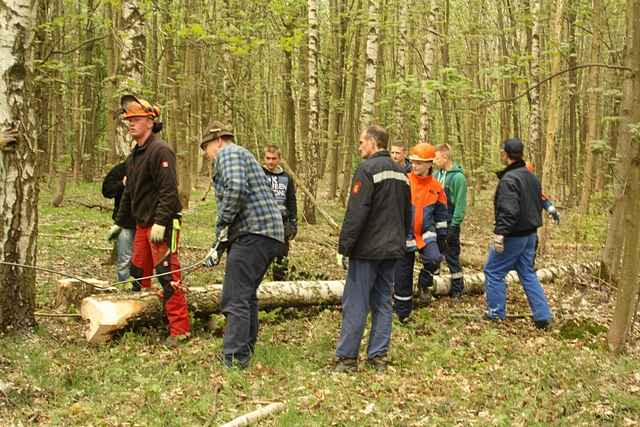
[336,258,396,360]
[271,239,290,281]
[221,234,283,364]
[393,243,441,318]
[445,225,464,296]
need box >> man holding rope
[116,95,190,346]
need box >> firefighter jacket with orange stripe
[407,172,450,251]
[338,150,412,260]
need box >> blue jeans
[336,258,396,360]
[116,228,135,282]
[483,233,552,321]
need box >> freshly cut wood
[55,278,116,311]
[220,402,285,427]
[80,263,600,343]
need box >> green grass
[0,180,638,425]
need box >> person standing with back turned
[483,138,553,329]
[335,125,411,372]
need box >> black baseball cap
[501,138,524,156]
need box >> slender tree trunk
[419,0,437,142]
[567,0,578,204]
[303,0,320,224]
[392,0,408,144]
[104,2,119,163]
[283,48,297,172]
[359,0,379,127]
[0,0,37,332]
[579,0,602,213]
[527,0,541,157]
[327,0,347,199]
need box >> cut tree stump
[80,262,600,343]
[55,278,117,311]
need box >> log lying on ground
[80,262,600,343]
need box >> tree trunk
[359,0,379,127]
[283,48,297,172]
[392,0,408,144]
[303,0,320,224]
[104,1,120,163]
[80,262,600,343]
[578,0,602,214]
[419,0,437,142]
[327,0,347,200]
[527,0,541,158]
[0,0,37,332]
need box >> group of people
[334,126,559,372]
[102,94,559,371]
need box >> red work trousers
[131,225,190,336]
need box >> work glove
[546,204,560,225]
[492,234,504,254]
[406,239,417,252]
[437,236,449,257]
[285,221,298,241]
[336,253,349,270]
[203,226,230,268]
[107,225,122,242]
[149,224,166,244]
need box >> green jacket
[434,162,467,226]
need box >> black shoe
[534,318,553,330]
[398,315,411,325]
[483,313,502,323]
[366,356,387,372]
[334,357,357,373]
[418,288,432,305]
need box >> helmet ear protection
[120,95,161,120]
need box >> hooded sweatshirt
[434,162,467,227]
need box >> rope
[0,257,208,290]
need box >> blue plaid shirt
[213,143,285,243]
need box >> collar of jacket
[369,149,390,159]
[410,171,436,184]
[496,159,526,179]
[263,165,284,174]
[133,133,157,154]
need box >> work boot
[418,287,432,306]
[163,334,189,348]
[482,313,503,323]
[398,315,411,325]
[334,357,357,373]
[534,318,554,330]
[366,356,387,372]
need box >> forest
[0,0,639,424]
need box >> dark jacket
[493,160,543,237]
[338,150,412,260]
[102,161,135,228]
[116,134,181,228]
[263,165,297,223]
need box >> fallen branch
[80,262,600,343]
[220,402,285,427]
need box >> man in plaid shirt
[201,120,285,369]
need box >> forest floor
[1,179,639,426]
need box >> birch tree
[527,0,541,156]
[0,0,37,332]
[359,0,379,128]
[419,0,437,142]
[304,0,320,223]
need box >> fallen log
[55,278,116,311]
[220,402,286,427]
[80,262,600,343]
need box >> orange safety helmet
[120,95,160,120]
[408,142,437,162]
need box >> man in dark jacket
[263,144,297,280]
[102,160,135,282]
[483,138,553,329]
[116,95,190,345]
[335,125,412,372]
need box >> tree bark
[578,0,603,214]
[359,0,379,127]
[419,0,437,142]
[527,0,541,159]
[0,0,37,332]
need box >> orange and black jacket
[116,134,182,228]
[407,172,449,250]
